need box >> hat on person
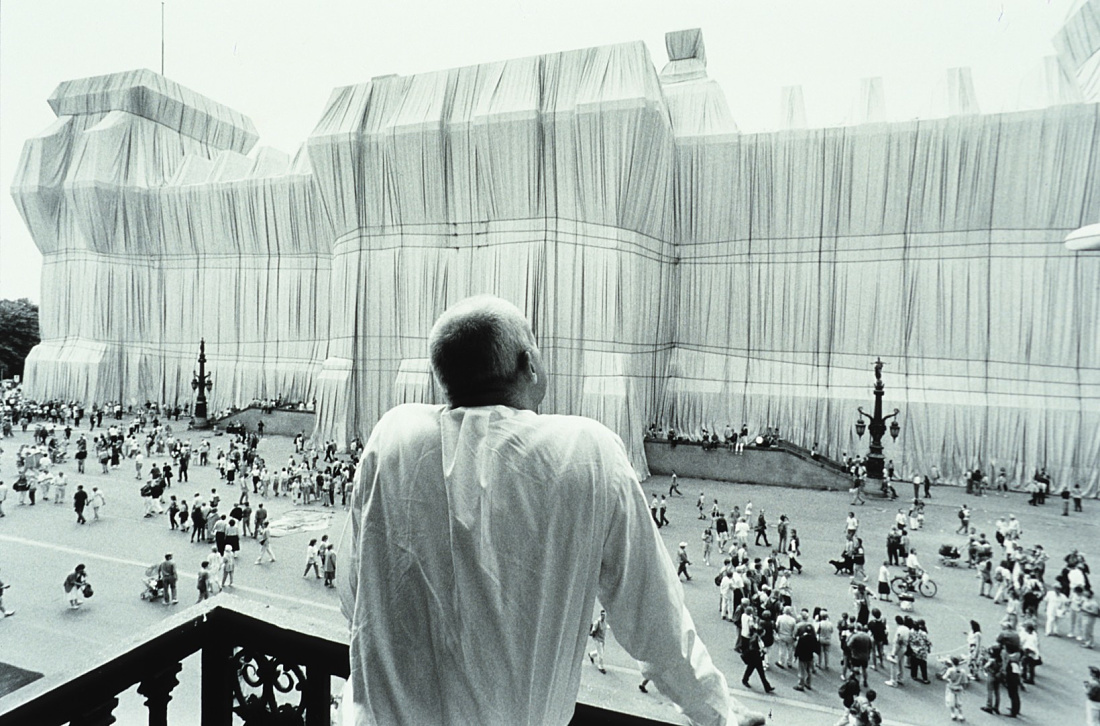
[679,542,687,548]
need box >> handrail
[0,596,672,726]
[0,596,347,726]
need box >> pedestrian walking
[221,545,237,588]
[754,510,770,547]
[197,561,212,602]
[851,538,867,582]
[73,485,88,524]
[787,529,803,574]
[255,523,276,564]
[956,504,971,534]
[168,496,180,530]
[587,610,608,674]
[676,542,692,581]
[701,527,713,566]
[793,611,818,691]
[943,656,969,721]
[849,476,866,505]
[739,626,774,692]
[323,544,337,588]
[253,503,268,536]
[90,487,105,520]
[303,539,322,578]
[668,471,682,497]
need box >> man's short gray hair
[429,295,535,403]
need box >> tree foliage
[0,298,40,380]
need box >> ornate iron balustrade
[0,596,670,726]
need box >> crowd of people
[593,468,1097,725]
[0,390,360,614]
[4,382,1097,725]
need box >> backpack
[958,509,966,520]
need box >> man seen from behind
[339,295,760,726]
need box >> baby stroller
[139,564,165,602]
[937,544,962,567]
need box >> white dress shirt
[339,404,734,726]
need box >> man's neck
[447,388,534,411]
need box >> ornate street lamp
[190,339,213,428]
[854,357,901,480]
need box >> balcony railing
[0,596,670,726]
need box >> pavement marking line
[0,533,341,613]
[602,663,919,726]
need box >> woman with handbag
[63,564,88,609]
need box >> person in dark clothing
[981,644,1004,715]
[754,511,770,547]
[838,671,861,710]
[72,485,88,524]
[793,612,818,691]
[191,504,206,543]
[739,627,774,692]
[1003,648,1022,718]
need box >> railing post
[69,696,119,726]
[303,661,332,726]
[138,661,183,726]
[202,639,233,726]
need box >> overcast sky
[0,0,1085,303]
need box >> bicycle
[891,572,937,598]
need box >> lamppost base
[190,417,211,431]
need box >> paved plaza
[0,427,1096,725]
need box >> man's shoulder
[527,412,622,446]
[375,404,443,431]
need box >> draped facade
[13,31,1100,490]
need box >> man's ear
[522,349,538,385]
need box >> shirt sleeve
[593,433,740,726]
[337,441,375,624]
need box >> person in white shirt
[734,517,750,548]
[906,549,923,580]
[52,471,67,505]
[720,571,736,621]
[338,295,759,726]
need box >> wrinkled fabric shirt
[339,404,732,726]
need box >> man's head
[428,295,546,410]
